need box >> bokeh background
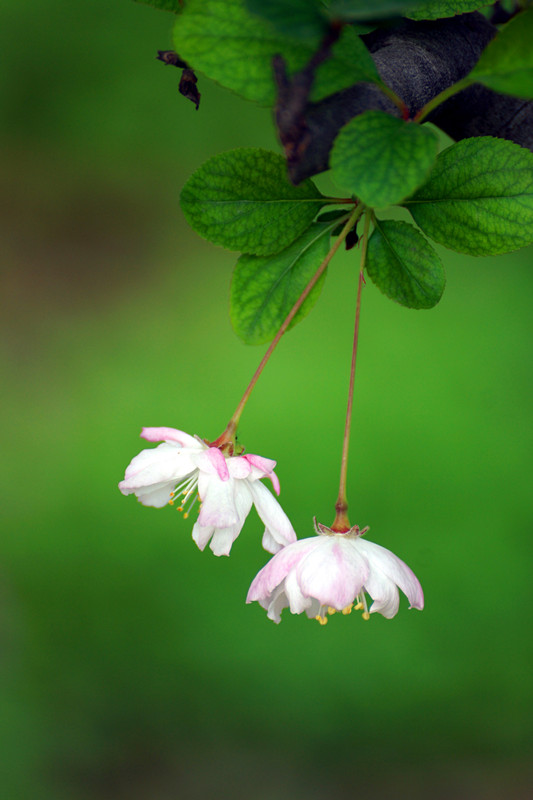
[1,2,532,798]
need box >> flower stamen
[315,614,328,626]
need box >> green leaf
[230,221,334,344]
[330,111,438,209]
[329,0,424,20]
[403,137,533,256]
[407,1,490,21]
[468,10,533,101]
[180,148,325,256]
[134,0,183,11]
[311,25,382,102]
[245,0,328,41]
[173,0,381,106]
[366,220,445,309]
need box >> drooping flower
[119,427,296,556]
[246,520,424,623]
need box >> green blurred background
[1,2,532,798]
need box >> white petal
[284,569,312,615]
[209,526,241,556]
[356,538,424,610]
[197,473,238,528]
[227,456,252,480]
[248,480,296,551]
[266,581,289,624]
[119,442,197,491]
[191,521,215,552]
[134,482,175,508]
[364,570,400,618]
[296,536,369,610]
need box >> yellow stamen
[183,512,189,519]
[177,506,184,512]
[327,607,336,615]
[362,611,370,621]
[342,604,353,615]
[354,602,364,611]
[315,615,328,626]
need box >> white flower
[119,427,296,556]
[247,520,424,623]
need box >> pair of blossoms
[119,427,424,623]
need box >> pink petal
[141,427,200,448]
[246,538,320,603]
[297,537,369,610]
[205,448,230,481]
[244,454,280,495]
[244,454,277,475]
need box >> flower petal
[140,427,201,449]
[356,538,424,611]
[191,521,215,551]
[247,480,296,552]
[246,538,320,603]
[227,456,252,480]
[244,454,280,495]
[133,482,175,508]
[205,447,230,481]
[119,443,196,491]
[197,472,238,528]
[297,536,369,610]
[363,569,401,618]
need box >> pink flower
[247,520,424,623]
[119,427,296,556]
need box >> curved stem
[413,76,472,123]
[213,205,363,448]
[331,211,371,532]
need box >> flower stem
[331,211,371,532]
[213,205,364,448]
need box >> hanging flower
[119,427,296,556]
[247,520,424,623]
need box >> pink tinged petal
[194,448,230,481]
[246,538,320,603]
[140,427,201,449]
[244,455,280,495]
[247,480,297,552]
[297,537,369,610]
[205,447,230,480]
[197,473,238,528]
[356,538,424,611]
[119,443,197,491]
[243,454,277,475]
[226,456,252,480]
